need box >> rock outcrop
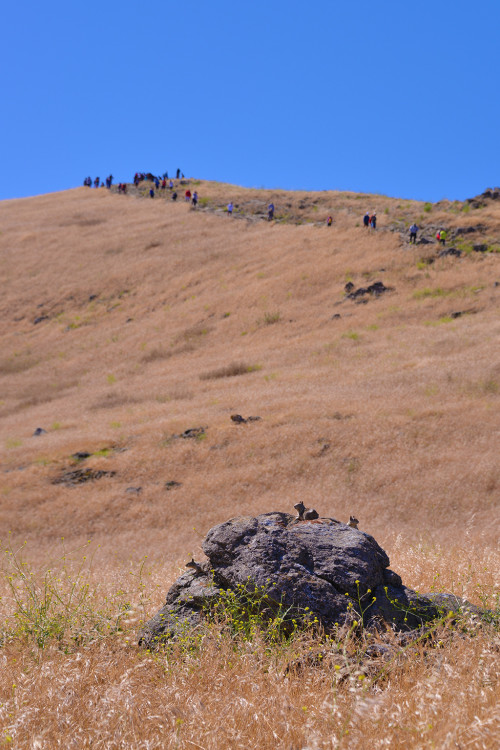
[139,512,443,648]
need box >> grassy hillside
[0,181,498,747]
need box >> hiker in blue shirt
[149,188,155,198]
[268,203,274,220]
[227,202,233,216]
[409,223,418,244]
[363,211,370,227]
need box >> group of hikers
[363,211,377,229]
[409,224,447,245]
[82,174,447,244]
[226,201,275,220]
[147,185,199,206]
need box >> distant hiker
[436,230,441,243]
[370,213,377,229]
[169,180,174,190]
[227,202,233,216]
[149,188,155,198]
[185,189,192,202]
[268,202,275,220]
[94,177,100,188]
[363,211,370,228]
[172,191,178,201]
[154,177,160,190]
[192,191,198,207]
[161,178,166,190]
[438,229,447,246]
[327,216,333,227]
[163,171,169,179]
[176,168,181,179]
[409,223,418,244]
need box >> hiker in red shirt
[185,189,192,202]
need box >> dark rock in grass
[345,281,393,301]
[331,313,342,320]
[344,282,355,294]
[33,427,47,436]
[165,481,182,491]
[52,468,116,485]
[455,225,485,235]
[139,512,441,648]
[176,427,207,440]
[71,451,91,461]
[438,247,462,258]
[126,486,142,494]
[231,415,262,424]
[33,315,49,325]
[473,244,488,253]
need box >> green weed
[260,311,281,325]
[413,287,451,299]
[0,541,135,651]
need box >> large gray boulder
[139,513,441,648]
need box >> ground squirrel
[293,501,319,521]
[348,515,359,529]
[185,558,204,575]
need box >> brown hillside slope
[0,183,499,559]
[0,183,499,749]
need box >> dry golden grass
[0,182,499,747]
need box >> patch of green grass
[5,438,22,449]
[51,422,62,431]
[0,540,141,650]
[423,202,432,213]
[424,385,439,396]
[413,287,451,300]
[110,421,121,429]
[260,311,281,325]
[480,379,499,395]
[93,448,112,458]
[424,316,454,326]
[107,374,117,385]
[342,330,361,341]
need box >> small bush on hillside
[0,542,133,650]
[260,311,281,325]
[141,347,171,363]
[200,362,261,380]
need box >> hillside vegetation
[0,181,498,748]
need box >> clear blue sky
[2,1,499,202]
